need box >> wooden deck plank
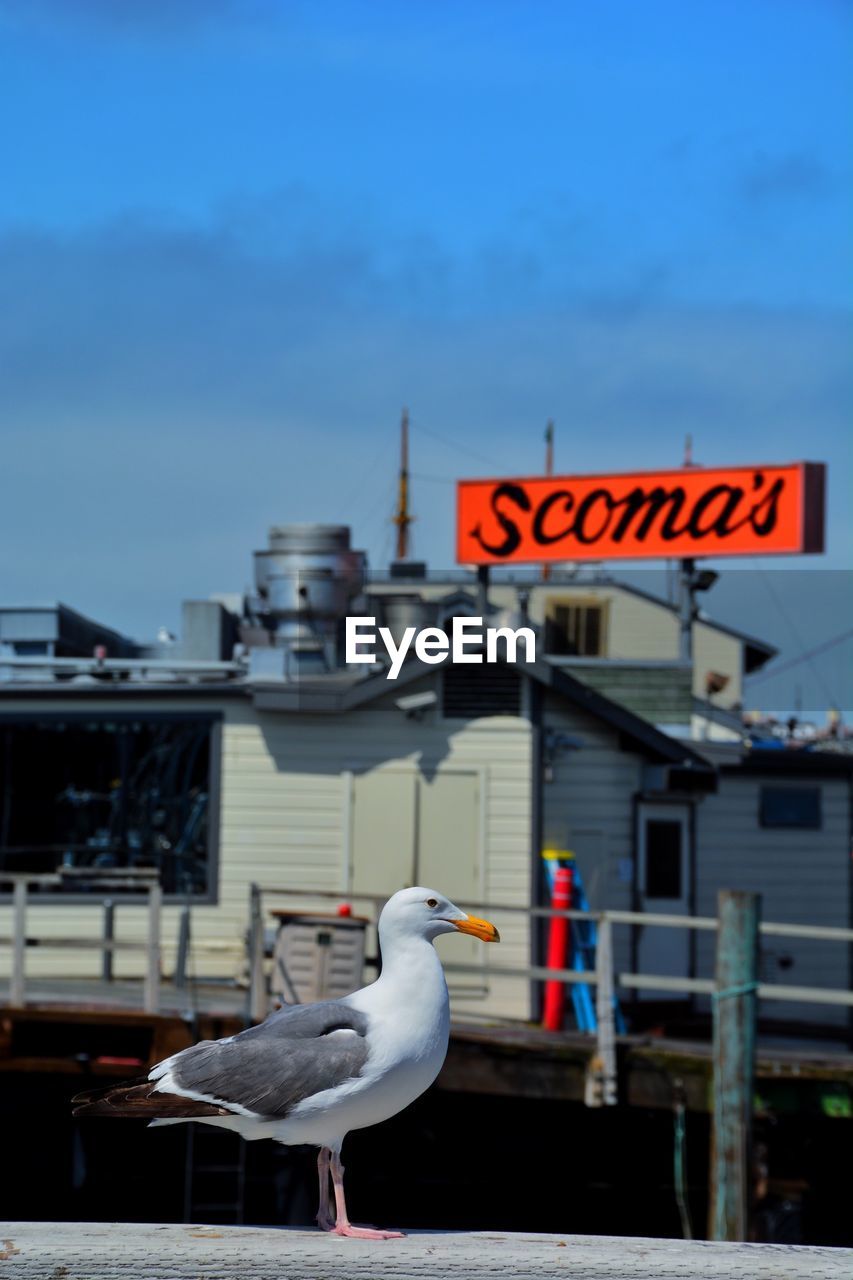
[1,1222,851,1279]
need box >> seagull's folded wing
[72,1001,370,1120]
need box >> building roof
[367,569,779,673]
[0,602,134,655]
[251,650,714,772]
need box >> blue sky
[0,0,850,701]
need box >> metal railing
[0,870,163,1012]
[0,655,241,682]
[247,883,853,1104]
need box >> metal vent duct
[250,524,365,672]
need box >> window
[644,819,682,898]
[759,786,821,830]
[544,599,606,656]
[0,714,219,897]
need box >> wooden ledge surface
[1,1222,852,1279]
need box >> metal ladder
[542,850,626,1034]
[183,1122,248,1224]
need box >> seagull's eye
[426,898,438,909]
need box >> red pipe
[542,865,573,1031]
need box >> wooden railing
[247,882,853,1107]
[0,869,163,1012]
[3,875,850,1058]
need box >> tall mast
[541,419,554,581]
[392,407,413,561]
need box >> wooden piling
[101,900,115,982]
[709,889,760,1242]
[249,881,268,1023]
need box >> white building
[0,528,848,1036]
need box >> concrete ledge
[1,1223,852,1279]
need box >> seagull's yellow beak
[449,914,500,943]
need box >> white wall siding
[695,775,851,1027]
[693,624,742,707]
[541,694,643,978]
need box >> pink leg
[316,1147,334,1231]
[329,1149,405,1240]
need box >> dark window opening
[442,665,521,718]
[544,602,605,656]
[759,786,821,830]
[10,642,50,656]
[0,715,217,896]
[644,819,682,898]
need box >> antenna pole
[392,407,413,561]
[677,433,699,643]
[684,433,694,468]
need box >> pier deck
[2,1222,851,1279]
[1,978,852,1114]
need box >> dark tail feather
[72,1078,232,1119]
[72,1075,150,1107]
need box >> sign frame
[456,461,825,565]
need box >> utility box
[270,911,368,1004]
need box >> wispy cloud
[738,150,834,204]
[0,199,849,641]
[2,198,848,425]
[0,0,271,39]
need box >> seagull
[73,886,499,1239]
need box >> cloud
[2,199,847,423]
[0,0,270,39]
[0,199,849,637]
[738,150,834,204]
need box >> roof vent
[249,524,365,673]
[442,665,522,719]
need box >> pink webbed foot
[333,1223,405,1240]
[326,1149,403,1239]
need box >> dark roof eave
[252,685,351,713]
[723,750,853,778]
[744,640,779,674]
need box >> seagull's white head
[378,886,500,946]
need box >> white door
[351,770,417,895]
[349,768,483,994]
[636,803,690,999]
[416,772,479,903]
[417,771,483,993]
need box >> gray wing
[163,1000,370,1120]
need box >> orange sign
[457,463,825,564]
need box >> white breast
[275,937,452,1148]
